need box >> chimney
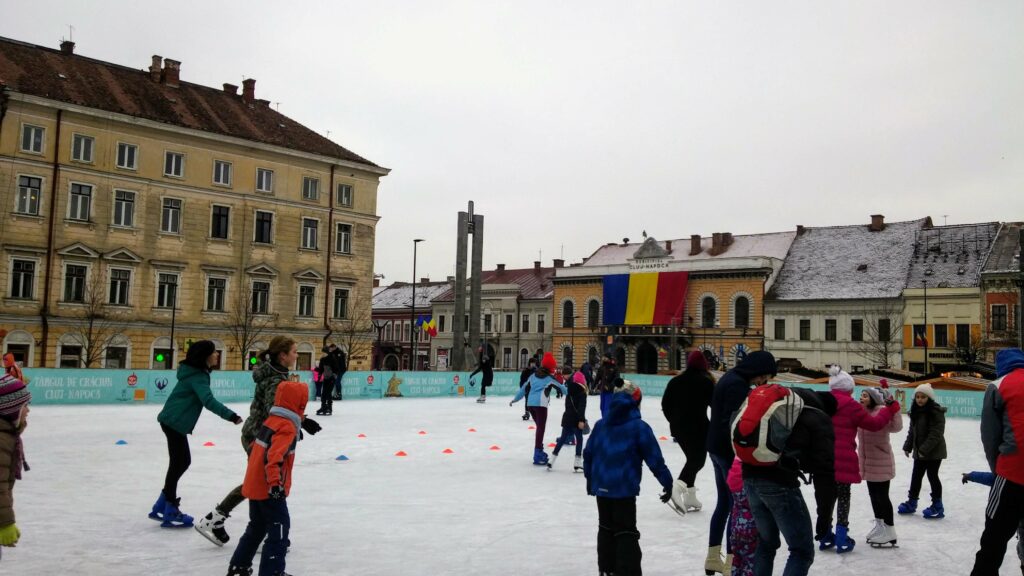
[723,232,734,247]
[690,234,702,256]
[870,214,885,232]
[372,277,380,288]
[223,83,238,95]
[149,55,162,82]
[420,277,430,284]
[447,275,455,282]
[162,58,181,87]
[665,240,672,253]
[534,261,541,269]
[796,225,805,236]
[710,232,724,256]
[496,264,505,272]
[242,78,256,103]
[60,40,75,55]
[553,259,565,268]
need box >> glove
[509,400,515,407]
[904,450,911,458]
[880,387,894,405]
[660,487,672,503]
[301,417,322,436]
[887,401,901,413]
[230,414,243,425]
[0,523,19,546]
[269,485,286,500]
[962,473,970,485]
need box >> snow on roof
[982,222,1022,274]
[372,282,452,311]
[581,232,796,268]
[769,218,929,301]
[906,222,999,289]
[433,266,555,302]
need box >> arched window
[588,300,600,328]
[520,348,530,369]
[735,296,750,328]
[562,300,575,328]
[702,297,717,328]
[563,346,574,368]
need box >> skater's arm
[638,423,674,490]
[264,426,296,490]
[963,471,996,486]
[981,383,1010,473]
[855,401,902,432]
[902,424,914,456]
[194,377,239,422]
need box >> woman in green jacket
[151,341,241,529]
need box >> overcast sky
[4,1,1022,284]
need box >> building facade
[980,222,1022,360]
[0,37,388,370]
[371,280,451,370]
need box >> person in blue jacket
[510,352,567,465]
[583,379,674,576]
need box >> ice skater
[510,352,566,465]
[661,350,714,515]
[0,370,31,554]
[518,358,536,421]
[470,346,493,403]
[897,383,947,519]
[153,341,242,529]
[549,370,588,472]
[857,380,903,548]
[726,457,757,576]
[226,378,309,576]
[595,352,619,419]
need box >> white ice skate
[195,509,230,546]
[865,519,884,543]
[682,486,703,512]
[573,455,583,473]
[667,479,688,516]
[867,523,898,548]
[546,453,558,470]
[476,396,486,403]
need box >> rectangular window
[992,305,1008,332]
[337,184,353,207]
[109,269,130,305]
[302,218,319,250]
[59,346,82,369]
[213,160,232,185]
[332,288,349,319]
[10,260,35,299]
[252,282,271,314]
[878,318,891,342]
[211,205,230,239]
[1015,305,1021,331]
[161,198,182,233]
[104,347,127,369]
[825,319,837,341]
[956,324,971,347]
[164,152,184,177]
[774,318,785,340]
[16,176,42,215]
[64,264,87,303]
[484,314,493,333]
[21,125,43,153]
[522,314,530,333]
[72,134,94,162]
[851,319,864,342]
[206,277,226,312]
[336,223,352,253]
[113,190,136,227]
[68,183,92,221]
[799,319,811,341]
[302,177,320,200]
[254,211,274,244]
[538,313,546,334]
[438,314,446,333]
[298,286,316,317]
[116,142,137,169]
[157,273,178,308]
[934,324,948,348]
[256,168,274,193]
[504,313,513,333]
[503,347,512,368]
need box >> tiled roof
[0,37,378,166]
[373,282,452,311]
[581,232,795,268]
[433,266,556,302]
[982,222,1022,274]
[768,218,930,301]
[906,222,999,289]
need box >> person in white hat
[898,383,947,519]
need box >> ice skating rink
[11,397,1017,574]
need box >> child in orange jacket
[227,379,308,576]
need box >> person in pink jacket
[822,366,901,553]
[726,458,757,576]
[857,380,903,548]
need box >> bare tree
[328,287,374,371]
[64,272,133,368]
[227,287,278,370]
[854,299,904,369]
[955,332,991,366]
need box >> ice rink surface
[9,396,1021,575]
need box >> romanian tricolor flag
[602,271,688,326]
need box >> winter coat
[857,404,903,482]
[742,388,837,488]
[830,390,902,484]
[511,369,566,408]
[662,368,714,445]
[519,367,534,387]
[242,380,308,500]
[903,400,947,461]
[594,360,619,393]
[241,361,290,448]
[981,348,1024,484]
[583,393,674,498]
[580,362,594,389]
[157,364,238,436]
[708,351,778,459]
[561,380,589,428]
[0,417,26,527]
[470,355,494,386]
[726,457,744,493]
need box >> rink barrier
[19,369,988,417]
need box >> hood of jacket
[732,351,777,379]
[272,379,309,417]
[606,391,641,426]
[175,363,207,381]
[793,387,838,417]
[253,360,288,384]
[910,398,947,417]
[997,348,1024,378]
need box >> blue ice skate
[835,525,856,553]
[533,448,549,466]
[922,500,944,519]
[897,498,918,515]
[148,492,166,521]
[817,531,835,551]
[161,497,194,528]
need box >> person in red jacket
[971,348,1024,575]
[226,379,308,576]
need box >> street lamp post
[410,239,425,371]
[169,283,178,368]
[922,280,929,375]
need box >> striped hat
[0,373,31,418]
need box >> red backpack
[731,384,804,466]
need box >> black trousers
[867,480,894,525]
[161,423,191,503]
[597,496,642,576]
[677,436,707,487]
[229,498,291,575]
[320,376,335,413]
[971,476,1024,576]
[908,459,943,500]
[813,473,837,539]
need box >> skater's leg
[836,483,851,528]
[971,476,1024,576]
[219,485,247,516]
[908,459,926,500]
[679,438,707,487]
[531,407,548,450]
[229,500,267,570]
[161,423,191,502]
[553,426,571,456]
[611,497,641,576]
[319,377,334,414]
[745,478,781,576]
[813,473,836,540]
[925,460,943,500]
[573,428,584,457]
[596,496,616,574]
[868,481,894,526]
[257,499,290,576]
[708,453,733,550]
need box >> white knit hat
[914,383,937,403]
[828,365,854,393]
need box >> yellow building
[0,37,388,370]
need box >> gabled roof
[373,281,453,311]
[982,222,1022,274]
[580,232,795,268]
[0,36,378,167]
[433,266,556,302]
[768,218,930,301]
[906,222,1000,289]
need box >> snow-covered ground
[9,397,1019,575]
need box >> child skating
[899,383,947,519]
[857,381,903,548]
[726,457,757,576]
[510,352,566,465]
[549,371,588,472]
[0,372,31,558]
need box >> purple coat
[831,390,901,484]
[857,405,903,482]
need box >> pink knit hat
[0,373,30,419]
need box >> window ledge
[333,251,354,257]
[70,159,95,166]
[115,165,138,172]
[294,315,319,322]
[63,219,96,229]
[109,225,138,235]
[163,173,185,180]
[19,149,44,156]
[201,310,228,316]
[207,237,232,244]
[158,232,183,239]
[3,298,39,306]
[298,247,321,254]
[255,189,275,195]
[10,212,43,221]
[104,304,133,311]
[212,182,232,188]
[252,242,276,250]
[151,306,176,314]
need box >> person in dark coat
[316,344,343,415]
[518,358,536,420]
[579,359,595,395]
[595,353,620,419]
[330,345,347,401]
[898,384,947,519]
[662,350,715,514]
[704,350,777,575]
[549,371,589,471]
[471,347,494,403]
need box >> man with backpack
[733,384,837,576]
